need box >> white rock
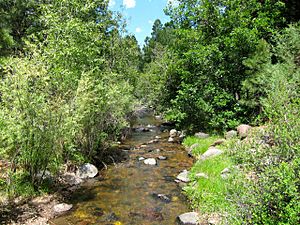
[53,203,73,213]
[168,137,175,143]
[148,139,159,144]
[144,158,157,165]
[221,168,230,174]
[169,129,178,138]
[158,156,167,160]
[176,170,190,183]
[200,148,223,160]
[76,163,98,179]
[178,212,199,225]
[138,157,145,161]
[221,167,231,179]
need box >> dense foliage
[0,0,140,193]
[142,0,298,132]
[228,23,300,224]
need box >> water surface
[52,111,193,225]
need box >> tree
[159,0,290,131]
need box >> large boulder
[194,132,209,139]
[76,163,98,179]
[200,147,223,160]
[237,124,252,138]
[177,212,199,225]
[225,130,237,139]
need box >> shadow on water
[51,109,193,225]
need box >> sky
[108,0,177,47]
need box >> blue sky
[108,0,176,46]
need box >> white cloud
[135,27,142,33]
[123,0,136,9]
[148,20,153,25]
[108,0,116,8]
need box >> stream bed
[51,110,193,225]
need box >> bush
[0,58,63,186]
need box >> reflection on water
[51,110,193,225]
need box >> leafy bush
[0,58,63,186]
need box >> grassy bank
[182,136,236,222]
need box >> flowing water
[51,110,193,225]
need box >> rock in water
[77,163,98,179]
[176,170,190,183]
[177,212,199,225]
[53,203,73,213]
[200,148,223,160]
[158,156,167,160]
[144,158,157,165]
[168,137,175,143]
[169,129,178,138]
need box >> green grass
[183,135,236,216]
[183,136,220,156]
[184,155,233,213]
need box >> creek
[51,109,193,225]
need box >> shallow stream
[51,110,193,225]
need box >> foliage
[0,58,63,185]
[0,0,140,193]
[137,20,174,107]
[145,0,292,132]
[0,0,43,56]
[227,23,300,224]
